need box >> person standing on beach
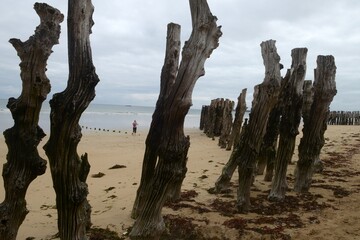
[132,120,138,135]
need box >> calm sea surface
[0,99,201,133]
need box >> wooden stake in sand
[218,99,235,149]
[213,41,282,201]
[294,55,337,192]
[0,4,63,240]
[268,48,308,201]
[201,98,232,139]
[233,40,282,212]
[130,0,222,239]
[255,102,281,180]
[226,88,247,151]
[44,0,99,239]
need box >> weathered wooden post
[212,40,281,207]
[294,55,336,192]
[355,111,360,125]
[204,98,233,139]
[213,98,226,137]
[302,80,314,122]
[213,135,245,193]
[131,23,182,220]
[235,40,282,212]
[256,105,281,180]
[212,91,248,193]
[268,48,308,201]
[226,88,247,151]
[200,105,209,130]
[214,99,223,136]
[130,1,221,239]
[43,0,99,239]
[0,4,63,240]
[205,99,217,138]
[219,99,234,148]
[302,80,322,173]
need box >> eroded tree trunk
[130,1,221,239]
[219,99,234,148]
[268,48,308,201]
[204,99,216,138]
[214,86,250,193]
[256,104,281,181]
[204,98,229,138]
[213,99,225,137]
[302,80,323,172]
[199,105,209,130]
[206,98,226,138]
[302,80,314,121]
[235,40,281,212]
[226,88,247,151]
[213,142,242,193]
[131,23,182,220]
[0,4,63,240]
[294,55,336,192]
[256,67,284,177]
[43,1,99,239]
[131,23,181,221]
[214,88,251,193]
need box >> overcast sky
[0,0,359,110]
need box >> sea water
[0,99,201,133]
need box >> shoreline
[0,100,202,133]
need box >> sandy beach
[0,125,359,239]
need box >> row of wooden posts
[201,104,358,150]
[200,45,337,211]
[200,95,247,150]
[328,111,360,125]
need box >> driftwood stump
[212,91,248,193]
[268,48,308,201]
[294,55,336,192]
[256,104,281,181]
[219,99,234,148]
[131,23,182,221]
[202,98,235,143]
[199,105,209,130]
[235,40,281,212]
[130,1,221,239]
[213,136,245,193]
[302,80,314,121]
[226,88,247,151]
[204,99,217,138]
[213,99,225,137]
[0,4,63,240]
[302,80,323,172]
[43,0,99,239]
[204,98,227,138]
[207,94,245,192]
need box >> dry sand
[0,125,359,239]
